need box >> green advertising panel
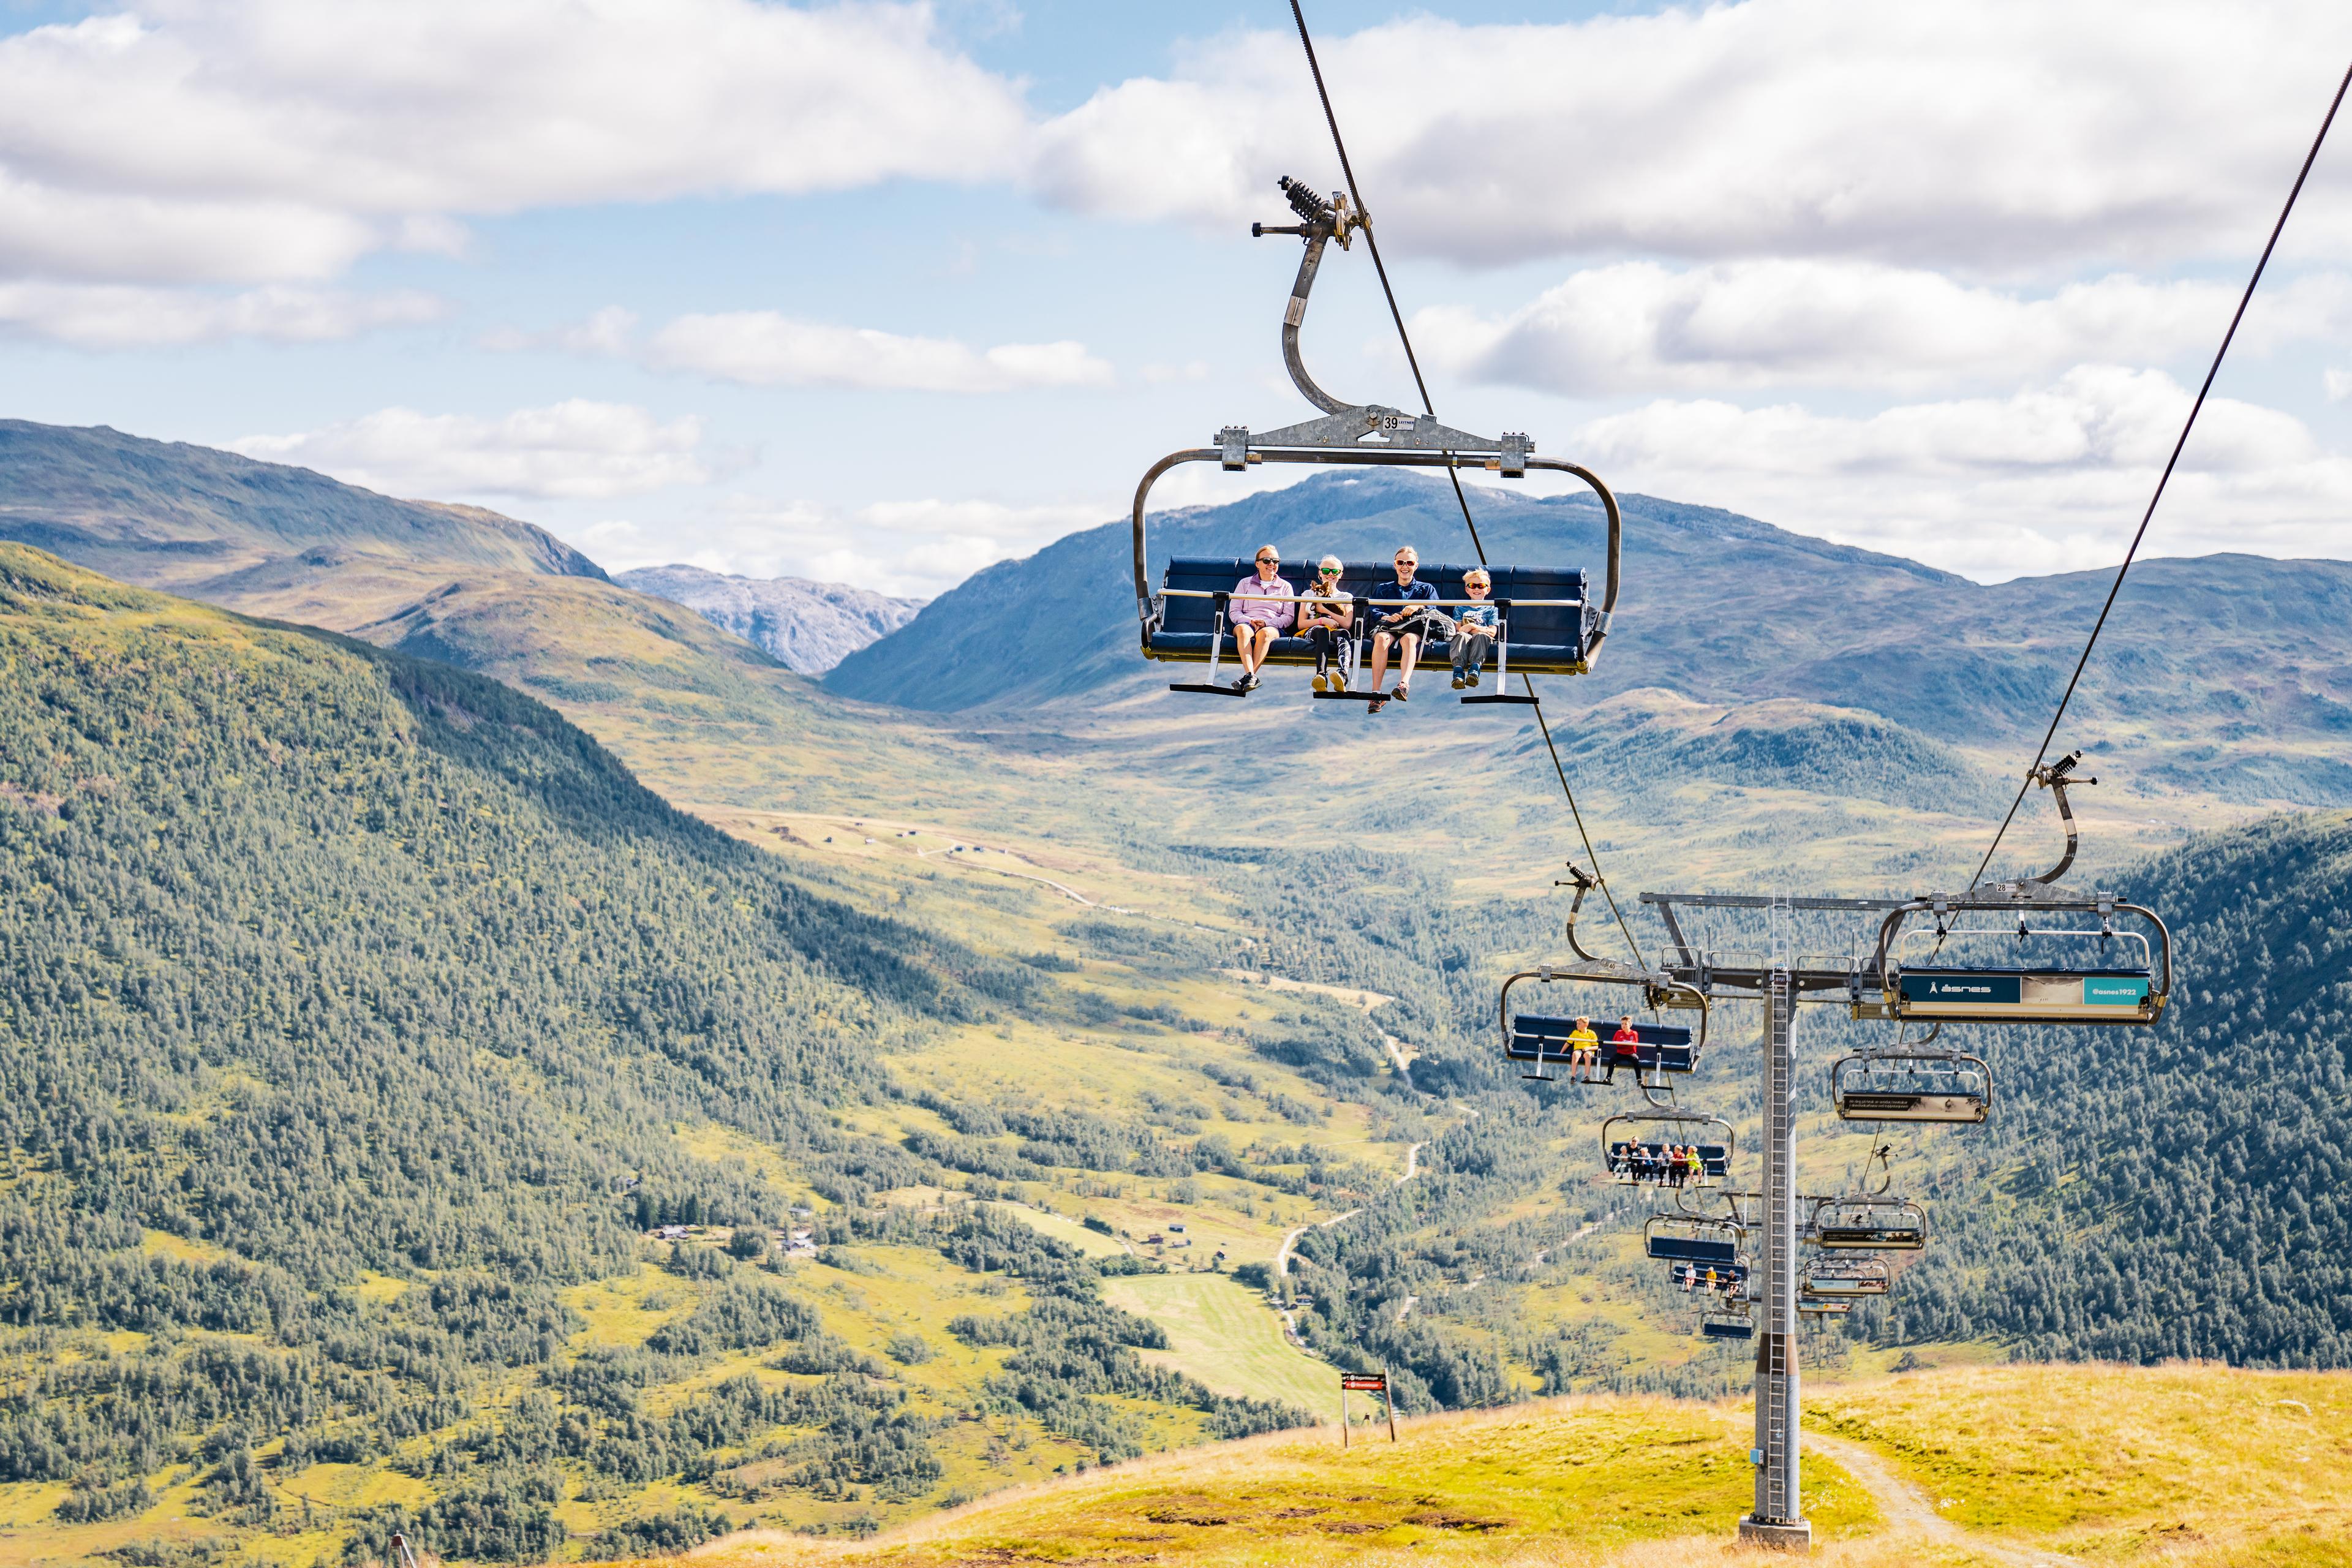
[2084,976,2152,1006]
[1901,973,2022,1005]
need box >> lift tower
[1623,891,1907,1549]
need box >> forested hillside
[0,547,1299,1564]
[1879,809,2352,1365]
[0,421,604,591]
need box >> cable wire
[1286,0,1647,968]
[1965,53,2352,893]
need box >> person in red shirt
[1608,1016,1642,1077]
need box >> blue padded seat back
[1647,1235,1740,1265]
[1150,557,1589,668]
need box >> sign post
[1339,1371,1393,1445]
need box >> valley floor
[675,1363,2352,1568]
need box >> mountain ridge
[617,563,924,674]
[826,469,2352,804]
[0,419,606,587]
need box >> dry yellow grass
[672,1396,1875,1568]
[578,1364,2352,1568]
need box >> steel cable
[1286,0,1646,968]
[1965,53,2352,893]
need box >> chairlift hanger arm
[1130,175,1624,658]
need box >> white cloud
[1570,366,2352,577]
[0,281,443,347]
[1033,1,2352,270]
[640,311,1112,392]
[2328,368,2352,402]
[1419,265,2352,396]
[0,0,1028,284]
[231,399,708,501]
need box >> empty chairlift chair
[1830,1049,1992,1124]
[1861,755,2172,1027]
[1808,1196,1929,1251]
[1131,177,1622,703]
[1646,1214,1746,1268]
[1801,1256,1892,1298]
[1702,1310,1757,1341]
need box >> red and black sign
[1339,1374,1387,1392]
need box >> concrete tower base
[1738,1517,1813,1552]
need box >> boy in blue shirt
[1365,546,1439,714]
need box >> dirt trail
[1801,1431,2085,1567]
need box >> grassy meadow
[658,1363,2352,1568]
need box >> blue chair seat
[1145,557,1589,676]
[1646,1237,1740,1265]
[1509,1016,1695,1072]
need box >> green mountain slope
[0,421,1101,842]
[0,420,605,589]
[0,547,1305,1564]
[828,470,2352,803]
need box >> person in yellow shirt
[1566,1015,1600,1081]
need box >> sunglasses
[1318,565,1340,575]
[1256,555,1278,564]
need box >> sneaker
[1451,673,1467,690]
[1366,696,1387,715]
[1394,684,1410,703]
[1333,669,1349,693]
[1468,672,1481,687]
[1230,675,1250,692]
[1313,670,1329,693]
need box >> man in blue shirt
[1365,545,1439,714]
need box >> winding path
[1796,1431,2085,1567]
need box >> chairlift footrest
[1168,682,1249,696]
[1311,689,1382,701]
[1459,693,1539,706]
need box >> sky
[5,0,2352,597]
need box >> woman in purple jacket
[1227,545,1295,692]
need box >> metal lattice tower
[1742,959,1807,1548]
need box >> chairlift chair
[1798,1298,1853,1317]
[1808,1195,1929,1251]
[1701,1310,1755,1341]
[1498,965,1707,1084]
[1131,176,1623,702]
[1645,1213,1746,1268]
[1859,756,2172,1026]
[1830,1044,1992,1125]
[1801,1256,1892,1298]
[1670,1259,1751,1297]
[1602,1108,1735,1188]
